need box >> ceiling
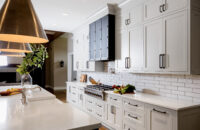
[0,0,126,33]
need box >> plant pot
[21,74,32,88]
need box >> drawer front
[109,94,122,106]
[123,122,144,130]
[123,99,144,111]
[124,110,145,127]
[71,86,77,92]
[85,105,93,114]
[71,98,78,104]
[95,101,104,113]
[85,96,94,107]
[95,111,103,120]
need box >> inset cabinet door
[130,25,144,71]
[147,105,176,130]
[164,0,187,14]
[144,0,163,20]
[129,4,144,26]
[107,104,122,130]
[115,29,130,71]
[164,11,188,72]
[144,19,164,72]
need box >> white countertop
[0,86,100,130]
[106,91,200,111]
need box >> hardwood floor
[54,90,66,103]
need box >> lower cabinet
[107,104,122,130]
[85,95,107,121]
[146,105,177,130]
[106,94,123,130]
[67,82,200,130]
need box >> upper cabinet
[144,0,187,21]
[73,26,103,72]
[89,14,115,61]
[116,0,200,74]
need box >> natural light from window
[0,56,8,66]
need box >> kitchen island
[0,86,101,130]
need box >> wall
[79,70,200,103]
[45,33,68,90]
[0,57,23,82]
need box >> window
[0,56,8,66]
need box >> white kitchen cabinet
[163,0,187,14]
[115,29,130,72]
[146,105,177,130]
[116,26,145,73]
[106,94,122,130]
[144,0,163,20]
[144,0,187,21]
[129,25,144,72]
[164,11,188,72]
[120,4,144,30]
[144,10,188,74]
[73,26,103,72]
[144,19,163,73]
[107,104,122,130]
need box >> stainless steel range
[84,84,113,100]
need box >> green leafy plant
[16,44,48,75]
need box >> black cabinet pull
[128,114,138,120]
[125,57,130,69]
[153,108,167,114]
[128,102,138,107]
[159,54,166,69]
[159,5,163,13]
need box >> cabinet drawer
[71,86,77,92]
[71,98,78,104]
[95,101,104,112]
[109,95,122,106]
[85,105,93,114]
[95,111,103,120]
[85,97,94,107]
[123,122,145,130]
[123,99,144,111]
[124,110,145,127]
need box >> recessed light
[62,13,69,16]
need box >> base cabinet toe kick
[66,82,200,130]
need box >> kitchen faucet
[21,86,42,105]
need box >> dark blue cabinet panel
[95,19,102,60]
[89,14,115,61]
[89,23,95,60]
[101,15,109,60]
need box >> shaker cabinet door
[115,29,130,72]
[144,0,163,20]
[164,0,187,14]
[144,19,163,72]
[130,25,144,71]
[164,11,188,72]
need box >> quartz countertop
[105,91,200,111]
[0,86,100,130]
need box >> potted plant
[16,44,48,88]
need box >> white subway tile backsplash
[193,88,200,94]
[79,72,200,102]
